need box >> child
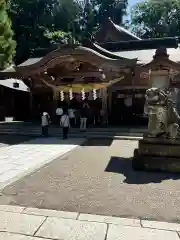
[60,109,70,139]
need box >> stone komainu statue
[144,87,180,139]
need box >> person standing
[56,107,63,125]
[68,108,75,126]
[60,109,70,139]
[80,103,89,131]
[41,112,51,137]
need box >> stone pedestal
[133,137,180,172]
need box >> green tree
[76,0,96,41]
[8,0,56,64]
[8,0,82,64]
[7,0,129,64]
[94,0,128,26]
[131,0,180,38]
[53,0,81,32]
[76,0,128,41]
[0,0,16,69]
[44,30,77,44]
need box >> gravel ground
[1,138,180,222]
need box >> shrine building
[1,18,180,126]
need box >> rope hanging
[81,88,85,100]
[60,91,64,101]
[93,89,97,100]
[69,88,73,100]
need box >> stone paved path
[0,205,179,239]
[0,137,84,189]
[2,138,180,222]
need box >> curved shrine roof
[94,18,141,43]
[16,45,137,73]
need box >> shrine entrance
[5,45,136,124]
[53,91,103,126]
[109,89,147,126]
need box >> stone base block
[138,139,180,157]
[133,139,180,172]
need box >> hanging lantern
[81,88,85,100]
[60,90,64,101]
[93,89,97,100]
[69,88,73,100]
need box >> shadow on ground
[0,135,35,146]
[82,138,113,146]
[0,135,114,147]
[0,135,84,146]
[105,156,180,184]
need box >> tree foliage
[7,0,128,64]
[94,0,128,26]
[44,30,77,44]
[72,0,128,41]
[8,0,57,63]
[8,0,83,63]
[0,0,16,69]
[131,0,180,38]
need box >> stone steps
[0,123,146,139]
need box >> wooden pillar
[28,78,33,119]
[108,88,112,120]
[29,92,33,120]
[29,92,33,112]
[0,87,4,120]
[52,89,59,120]
[101,87,108,124]
[11,91,14,116]
[29,83,33,118]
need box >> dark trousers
[56,115,62,125]
[63,127,69,139]
[42,125,49,137]
[70,118,75,126]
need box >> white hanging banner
[124,97,132,107]
[117,94,125,98]
[135,94,143,98]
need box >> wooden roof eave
[136,56,180,72]
[0,71,22,79]
[15,46,137,75]
[94,18,141,41]
[91,42,128,60]
[108,18,141,41]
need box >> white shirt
[60,114,70,127]
[68,109,75,118]
[41,114,49,126]
[56,108,63,115]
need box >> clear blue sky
[127,0,143,18]
[129,0,143,7]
